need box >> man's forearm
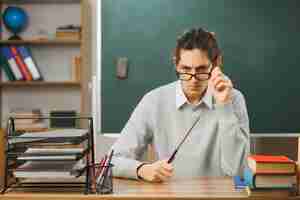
[111,155,144,180]
[216,103,250,176]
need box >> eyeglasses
[176,66,214,81]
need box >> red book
[10,46,33,81]
[249,155,294,163]
[247,155,296,174]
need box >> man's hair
[173,27,222,67]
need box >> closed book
[10,109,42,124]
[56,25,81,32]
[243,167,296,189]
[56,31,81,40]
[13,113,41,124]
[0,52,16,81]
[17,46,42,80]
[248,155,296,174]
[15,122,47,132]
[56,31,80,35]
[245,186,292,197]
[56,29,81,33]
[1,46,23,80]
[71,56,81,81]
[10,46,33,81]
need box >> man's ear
[172,56,177,67]
[174,63,179,71]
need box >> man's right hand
[137,160,174,182]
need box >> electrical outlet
[116,57,128,79]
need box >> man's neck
[185,89,207,105]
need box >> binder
[1,46,23,80]
[10,46,33,81]
[0,52,16,81]
[17,46,43,80]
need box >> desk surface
[1,177,299,200]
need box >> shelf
[0,0,91,133]
[0,39,81,45]
[0,0,80,4]
[0,81,81,87]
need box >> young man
[111,27,250,182]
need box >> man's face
[176,49,212,99]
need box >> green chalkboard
[102,0,300,133]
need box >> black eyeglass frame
[176,64,215,81]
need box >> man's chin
[188,87,207,96]
[188,90,201,96]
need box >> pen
[99,150,114,186]
[96,155,107,183]
[98,150,114,184]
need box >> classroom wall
[94,1,300,160]
[101,0,300,134]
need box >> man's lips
[189,85,201,89]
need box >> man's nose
[190,74,198,82]
[190,69,198,81]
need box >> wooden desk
[1,177,300,200]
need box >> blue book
[17,46,42,80]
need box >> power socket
[116,57,128,79]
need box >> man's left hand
[209,67,233,105]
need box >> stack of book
[56,25,81,40]
[0,45,42,81]
[244,155,297,197]
[10,108,47,132]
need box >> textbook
[243,167,296,189]
[245,186,292,197]
[247,155,296,174]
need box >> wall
[100,0,300,134]
[94,1,300,161]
